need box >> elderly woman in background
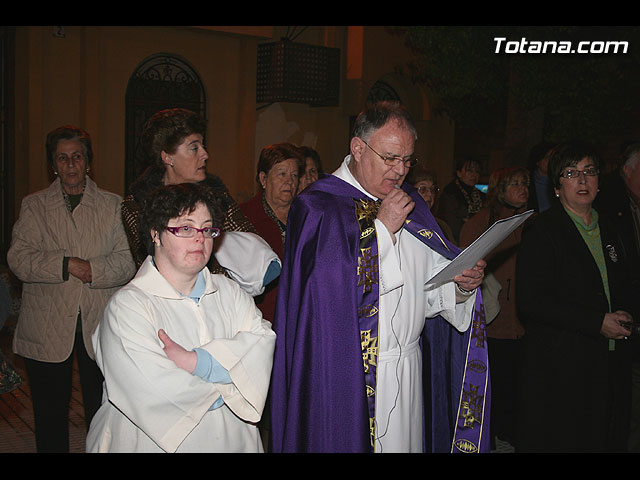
[459,166,530,449]
[406,165,455,242]
[516,143,635,452]
[297,146,322,194]
[7,125,135,452]
[240,143,304,322]
[86,183,275,453]
[122,108,279,297]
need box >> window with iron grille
[124,54,206,193]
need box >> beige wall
[13,25,271,208]
[12,26,455,213]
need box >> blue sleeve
[193,348,233,410]
[262,259,281,287]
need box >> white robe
[214,230,281,296]
[333,157,475,453]
[86,256,276,453]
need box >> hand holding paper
[453,258,487,292]
[427,209,534,288]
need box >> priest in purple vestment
[270,101,491,453]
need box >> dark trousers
[487,337,522,444]
[23,330,103,453]
[606,349,632,452]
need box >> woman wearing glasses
[86,183,275,452]
[515,143,635,452]
[406,165,454,242]
[459,166,530,449]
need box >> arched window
[124,54,206,192]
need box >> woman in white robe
[86,182,275,453]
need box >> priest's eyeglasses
[361,138,418,168]
[165,225,221,239]
[560,167,599,179]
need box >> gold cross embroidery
[369,418,376,448]
[461,384,483,428]
[471,317,487,348]
[354,199,381,226]
[361,329,378,373]
[357,247,379,293]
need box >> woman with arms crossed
[87,183,275,452]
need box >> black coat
[436,177,485,244]
[515,201,633,452]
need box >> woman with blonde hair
[459,165,530,449]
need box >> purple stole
[353,197,382,449]
[270,174,490,453]
[402,212,491,453]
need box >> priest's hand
[158,329,197,373]
[377,187,415,238]
[454,259,486,293]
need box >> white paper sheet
[426,209,534,288]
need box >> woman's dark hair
[141,108,207,169]
[455,157,482,174]
[298,145,323,174]
[139,182,223,255]
[256,143,304,184]
[46,125,93,166]
[547,142,601,190]
[351,101,417,141]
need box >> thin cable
[374,246,404,453]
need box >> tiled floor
[0,327,87,453]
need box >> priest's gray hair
[351,101,418,142]
[622,142,640,170]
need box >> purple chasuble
[269,174,490,453]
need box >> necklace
[61,180,86,213]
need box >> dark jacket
[515,202,634,452]
[436,177,485,244]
